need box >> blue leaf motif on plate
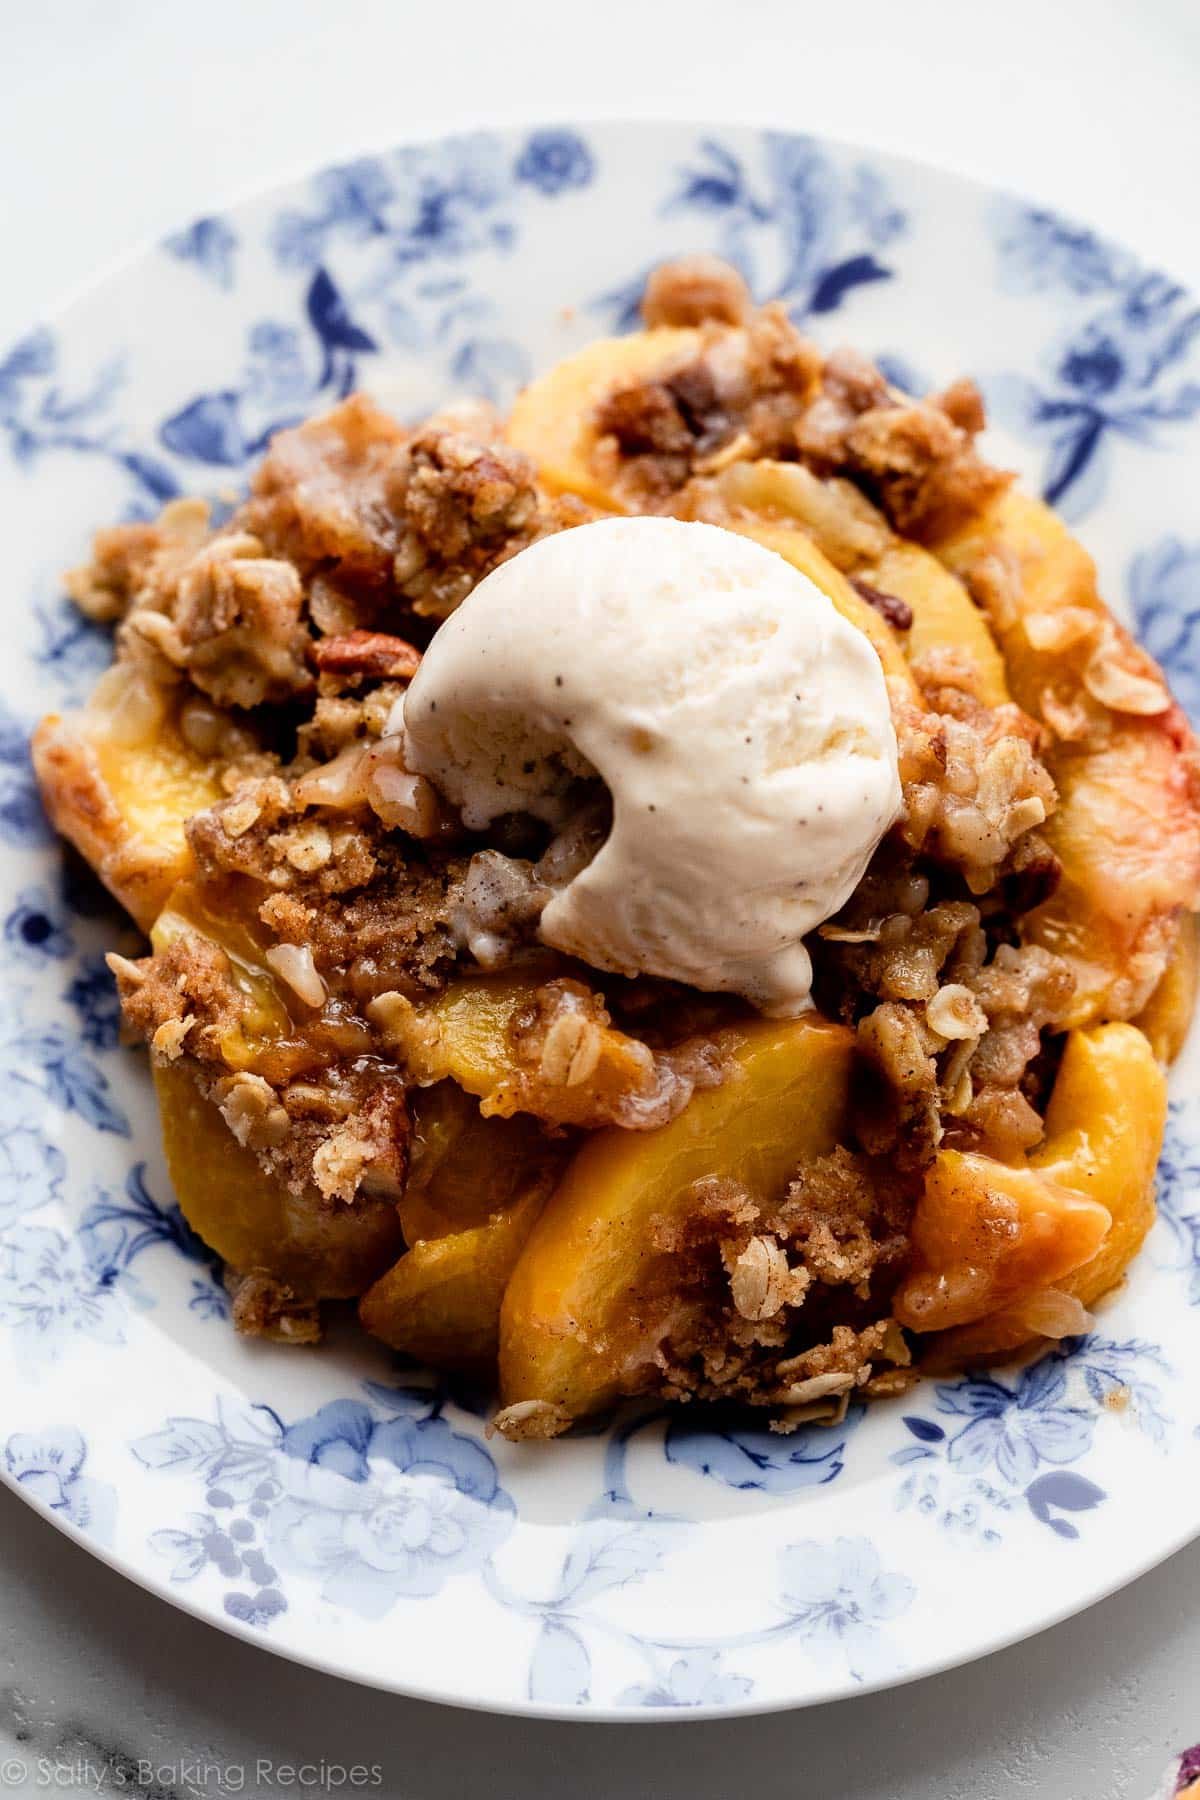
[991,200,1136,299]
[555,1523,667,1607]
[159,391,246,466]
[30,593,112,700]
[529,1618,591,1704]
[665,1407,857,1493]
[0,704,49,847]
[1130,538,1200,723]
[64,953,122,1051]
[2,1020,129,1134]
[4,1426,115,1544]
[1157,1100,1200,1302]
[0,1121,65,1231]
[306,267,378,357]
[78,1161,217,1292]
[808,253,892,315]
[778,1536,914,1683]
[1025,1471,1106,1540]
[660,133,906,323]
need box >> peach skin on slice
[33,666,226,931]
[497,1015,854,1422]
[913,1022,1167,1365]
[154,1059,404,1298]
[933,489,1200,1027]
[507,326,700,509]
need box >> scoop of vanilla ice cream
[403,516,900,1014]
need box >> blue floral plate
[3,121,1200,1720]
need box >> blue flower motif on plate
[0,1120,65,1233]
[894,1338,1170,1543]
[778,1536,914,1683]
[619,1650,753,1709]
[988,207,1200,521]
[271,1397,514,1616]
[991,201,1135,299]
[135,1386,514,1626]
[1130,538,1200,723]
[0,1224,126,1363]
[272,141,512,273]
[676,133,903,319]
[4,1426,115,1544]
[3,884,74,965]
[164,216,239,290]
[0,329,178,508]
[514,130,595,197]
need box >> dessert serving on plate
[33,253,1200,1442]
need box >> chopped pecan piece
[312,630,422,681]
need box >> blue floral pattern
[515,130,594,197]
[778,1537,914,1683]
[893,1339,1170,1543]
[164,216,239,290]
[3,884,74,964]
[1131,538,1200,722]
[4,1427,115,1544]
[1156,1101,1200,1304]
[989,206,1200,520]
[0,121,1199,1713]
[136,1385,513,1626]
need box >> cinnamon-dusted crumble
[34,253,1198,1430]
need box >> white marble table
[3,2,1199,1793]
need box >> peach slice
[498,1015,854,1420]
[154,1059,403,1297]
[934,490,1200,1026]
[360,1189,550,1372]
[508,326,700,509]
[912,1022,1166,1363]
[370,970,674,1130]
[33,667,226,930]
[717,460,1009,707]
[1136,913,1199,1064]
[892,1152,1111,1334]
